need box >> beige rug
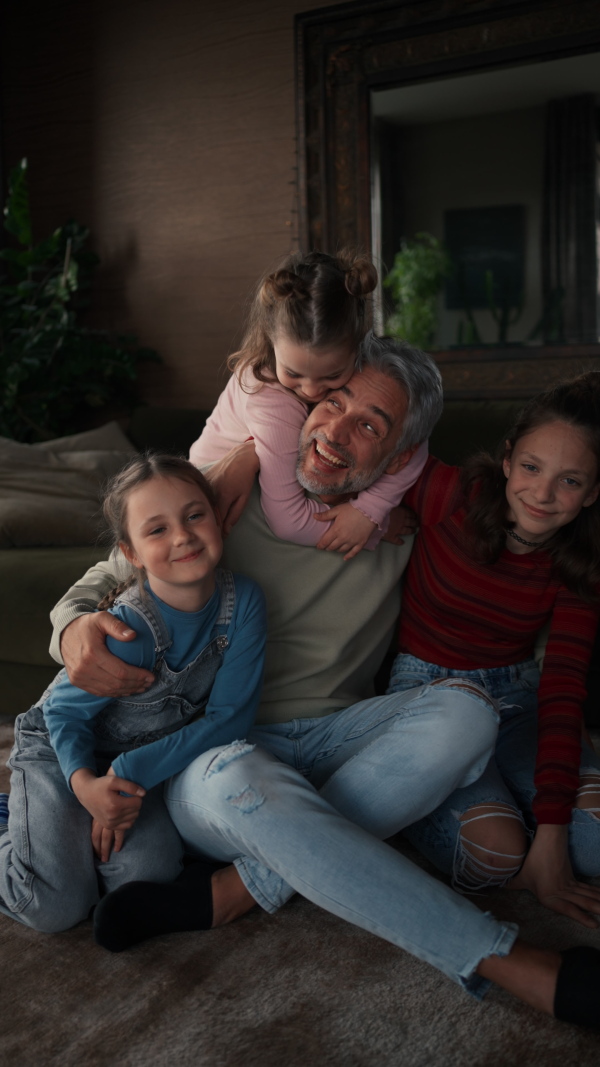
[1,722,599,1067]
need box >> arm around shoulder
[49,550,132,663]
[49,551,153,698]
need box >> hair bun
[260,269,309,305]
[340,253,378,298]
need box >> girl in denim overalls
[0,454,266,940]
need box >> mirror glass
[371,52,600,350]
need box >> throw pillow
[0,427,136,548]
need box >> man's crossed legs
[164,679,509,996]
[94,680,600,1028]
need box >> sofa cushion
[0,423,136,548]
[0,545,109,668]
[33,420,135,455]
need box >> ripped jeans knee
[452,803,528,892]
[202,740,267,814]
[575,770,600,819]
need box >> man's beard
[296,432,391,496]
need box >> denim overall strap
[114,570,235,658]
[90,568,238,754]
[113,582,173,659]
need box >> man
[49,334,594,1027]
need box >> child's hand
[314,502,377,561]
[71,767,145,830]
[381,504,419,546]
[91,819,126,862]
[203,440,259,535]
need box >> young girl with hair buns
[190,250,427,559]
[0,454,266,938]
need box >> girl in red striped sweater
[389,371,600,928]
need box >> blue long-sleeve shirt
[43,574,266,791]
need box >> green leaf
[383,232,451,347]
[3,159,32,247]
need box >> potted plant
[384,232,451,349]
[0,159,160,442]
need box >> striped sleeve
[533,590,600,823]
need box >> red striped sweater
[400,457,599,824]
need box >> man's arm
[50,551,154,697]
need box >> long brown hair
[461,372,600,602]
[98,454,218,609]
[229,249,377,388]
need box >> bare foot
[211,864,256,927]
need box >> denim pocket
[93,694,205,748]
[513,666,540,694]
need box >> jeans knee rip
[575,771,600,819]
[452,807,526,893]
[225,785,265,814]
[204,740,255,778]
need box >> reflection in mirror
[371,53,600,350]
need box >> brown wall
[0,0,346,409]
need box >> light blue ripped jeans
[388,654,600,891]
[166,681,520,999]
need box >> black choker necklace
[506,527,549,549]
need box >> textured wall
[0,0,345,409]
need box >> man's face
[296,364,414,496]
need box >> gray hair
[357,331,443,453]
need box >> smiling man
[51,336,498,867]
[297,362,414,495]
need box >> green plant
[0,159,160,442]
[384,232,452,349]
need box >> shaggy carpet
[1,721,599,1067]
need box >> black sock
[554,946,600,1031]
[94,861,215,952]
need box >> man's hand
[60,612,153,697]
[314,503,377,561]
[203,439,260,535]
[71,767,145,832]
[382,504,419,546]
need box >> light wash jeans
[166,681,520,998]
[0,707,183,932]
[388,654,600,889]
